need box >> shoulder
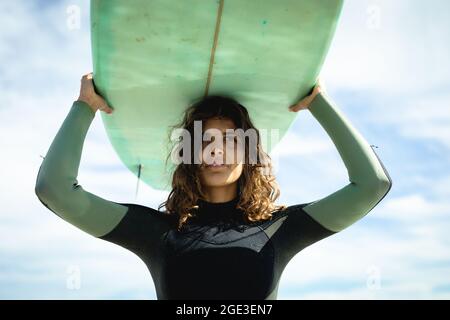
[260,202,336,235]
[105,202,178,235]
[268,203,310,221]
[96,202,179,258]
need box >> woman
[35,72,392,299]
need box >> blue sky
[1,0,449,299]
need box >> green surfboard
[90,0,344,191]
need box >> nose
[211,146,224,156]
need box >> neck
[202,183,238,203]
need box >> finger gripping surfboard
[90,0,344,191]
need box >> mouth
[205,163,229,169]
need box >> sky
[1,0,449,299]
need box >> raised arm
[34,93,128,237]
[299,85,392,232]
[264,82,392,266]
[35,74,176,268]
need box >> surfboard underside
[90,0,344,190]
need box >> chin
[199,164,243,188]
[201,176,233,188]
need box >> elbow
[379,174,392,199]
[379,174,392,194]
[368,145,393,199]
[35,179,49,202]
[363,174,392,202]
[35,164,54,204]
[35,179,58,204]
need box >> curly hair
[158,95,286,231]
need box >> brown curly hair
[158,95,286,231]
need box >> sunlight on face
[198,117,244,188]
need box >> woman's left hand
[289,78,324,112]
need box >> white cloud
[271,131,333,158]
[377,194,450,221]
[1,0,450,300]
[322,0,450,96]
[279,217,450,299]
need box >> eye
[224,135,236,143]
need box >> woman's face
[198,117,244,188]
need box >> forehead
[202,117,236,131]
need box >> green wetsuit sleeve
[34,101,129,237]
[303,92,392,232]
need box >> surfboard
[90,0,344,191]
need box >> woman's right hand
[77,72,113,114]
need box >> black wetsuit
[97,197,335,299]
[35,92,392,299]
